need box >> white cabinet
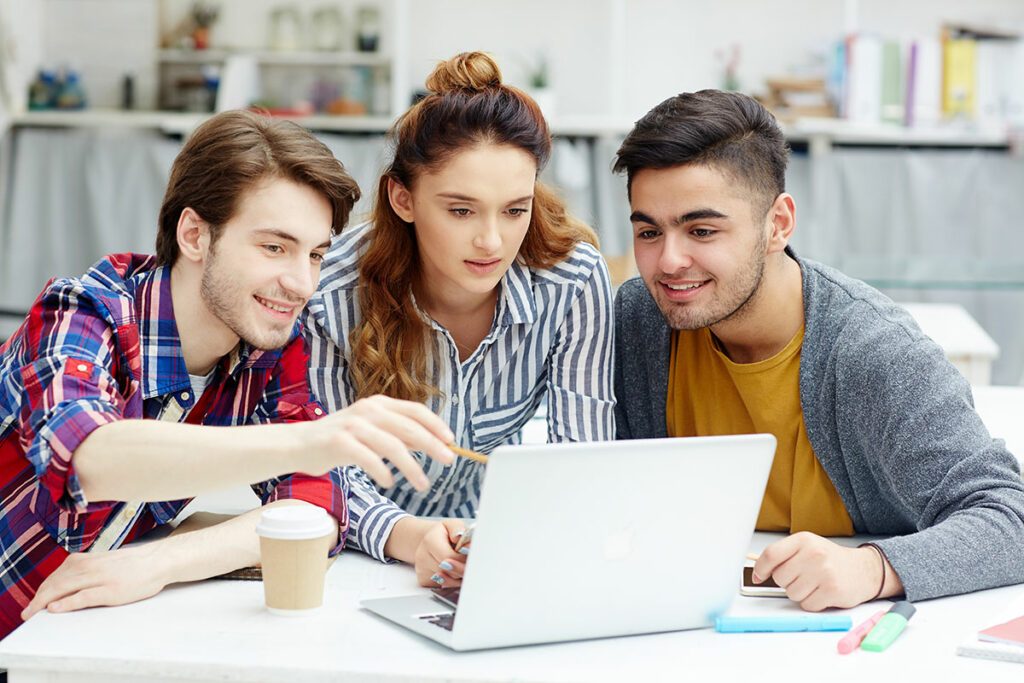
[157,47,393,117]
[154,0,408,120]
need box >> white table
[3,392,1022,682]
[1,533,1022,683]
[972,385,1024,468]
[901,303,1000,386]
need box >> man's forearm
[160,499,336,584]
[74,419,307,503]
[21,500,337,621]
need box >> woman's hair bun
[425,52,502,94]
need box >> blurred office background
[1,0,1024,384]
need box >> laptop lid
[364,434,775,651]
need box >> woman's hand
[415,519,468,587]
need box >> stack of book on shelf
[830,23,1024,130]
[758,77,835,124]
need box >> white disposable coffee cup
[254,506,335,615]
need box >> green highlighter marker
[861,601,916,652]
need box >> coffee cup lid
[255,506,335,540]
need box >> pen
[715,615,852,633]
[454,523,475,553]
[860,601,915,652]
[450,444,488,465]
[837,610,886,654]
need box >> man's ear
[176,207,210,264]
[387,177,415,223]
[765,193,796,255]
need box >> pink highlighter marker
[837,610,887,654]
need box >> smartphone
[740,566,787,597]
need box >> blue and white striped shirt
[304,221,615,561]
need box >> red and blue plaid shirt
[0,253,347,637]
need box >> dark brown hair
[350,52,597,402]
[156,110,360,265]
[613,89,790,217]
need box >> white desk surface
[900,303,1000,358]
[2,390,1022,681]
[972,385,1024,466]
[1,532,1023,683]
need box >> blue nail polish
[439,561,453,571]
[458,547,469,555]
[430,574,445,584]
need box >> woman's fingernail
[431,574,444,585]
[439,561,453,571]
[458,547,469,555]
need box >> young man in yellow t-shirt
[612,90,1024,610]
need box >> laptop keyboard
[419,612,456,631]
[418,586,461,631]
[431,586,461,608]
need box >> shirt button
[76,363,88,372]
[451,396,460,405]
[314,407,323,416]
[180,392,190,401]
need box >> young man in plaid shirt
[0,111,456,638]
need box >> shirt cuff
[35,400,122,511]
[349,502,411,563]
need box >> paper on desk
[957,592,1024,664]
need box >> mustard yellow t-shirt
[666,327,853,536]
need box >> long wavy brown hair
[349,51,598,402]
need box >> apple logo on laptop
[603,526,633,561]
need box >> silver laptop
[361,434,776,651]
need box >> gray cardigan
[614,251,1024,601]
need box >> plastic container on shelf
[55,70,87,109]
[28,70,58,109]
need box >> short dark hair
[613,90,790,216]
[156,110,361,266]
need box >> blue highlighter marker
[715,615,852,633]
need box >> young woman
[304,52,614,586]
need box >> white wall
[41,0,158,110]
[0,0,44,118]
[402,0,613,115]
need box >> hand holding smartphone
[740,566,787,597]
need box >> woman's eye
[507,208,529,217]
[264,244,283,254]
[450,208,472,217]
